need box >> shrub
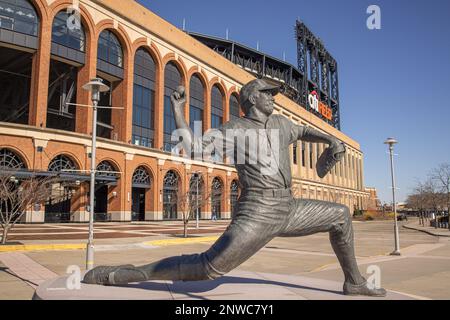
[386,212,395,220]
[353,209,364,217]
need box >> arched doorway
[211,177,223,220]
[163,170,179,220]
[0,148,27,224]
[230,180,240,218]
[45,155,78,223]
[131,166,151,221]
[95,160,118,221]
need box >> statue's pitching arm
[171,85,228,159]
[170,86,197,154]
[295,124,346,178]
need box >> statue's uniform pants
[109,190,363,285]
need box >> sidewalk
[403,223,450,237]
[0,235,221,253]
[2,219,450,299]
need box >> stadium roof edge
[186,31,300,73]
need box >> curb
[0,243,86,253]
[403,225,450,238]
[143,236,219,247]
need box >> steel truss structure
[295,20,340,130]
[188,20,341,130]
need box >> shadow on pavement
[120,275,343,299]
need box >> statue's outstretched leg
[84,198,283,286]
[83,254,219,285]
[279,199,387,297]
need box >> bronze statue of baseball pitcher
[83,79,386,297]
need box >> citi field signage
[308,91,332,121]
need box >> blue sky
[137,0,450,204]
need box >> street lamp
[384,137,401,256]
[82,78,109,270]
[196,175,200,229]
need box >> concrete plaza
[1,218,449,300]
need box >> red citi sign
[308,91,332,121]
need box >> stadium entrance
[131,188,145,221]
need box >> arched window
[132,48,156,148]
[163,170,179,220]
[0,0,39,37]
[210,85,224,162]
[96,161,118,178]
[0,0,38,124]
[98,30,123,67]
[229,94,240,121]
[230,180,240,217]
[211,85,223,129]
[96,31,123,139]
[211,177,223,220]
[0,149,26,169]
[51,11,85,52]
[132,166,151,188]
[189,173,204,194]
[48,155,77,172]
[163,62,182,152]
[189,75,204,132]
[47,10,86,132]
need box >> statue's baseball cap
[239,79,280,112]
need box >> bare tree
[430,163,450,230]
[408,180,429,226]
[170,185,212,238]
[0,172,62,244]
[422,178,446,228]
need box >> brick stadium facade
[0,0,369,223]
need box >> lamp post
[384,137,400,256]
[190,171,202,229]
[196,175,200,229]
[82,78,109,270]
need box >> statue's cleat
[82,265,134,286]
[343,281,387,297]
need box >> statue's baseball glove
[316,140,346,178]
